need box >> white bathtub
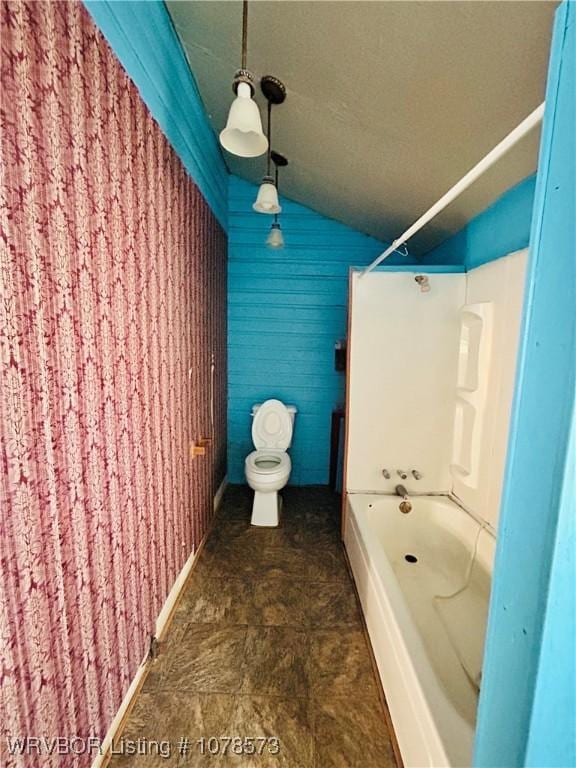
[344,493,495,768]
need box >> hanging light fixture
[219,1,268,158]
[253,76,286,214]
[266,220,284,248]
[266,151,288,248]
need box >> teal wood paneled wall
[421,174,536,269]
[84,0,228,228]
[227,176,393,485]
[474,1,575,764]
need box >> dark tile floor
[109,485,398,768]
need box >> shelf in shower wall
[451,302,493,489]
[457,304,493,392]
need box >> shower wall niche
[451,302,493,486]
[450,249,528,530]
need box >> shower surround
[343,256,527,766]
[0,2,227,765]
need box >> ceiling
[167,0,557,253]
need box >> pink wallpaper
[0,2,227,765]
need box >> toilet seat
[252,399,293,450]
[245,450,291,475]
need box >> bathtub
[344,493,495,768]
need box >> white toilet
[245,399,297,526]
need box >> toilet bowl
[245,399,297,526]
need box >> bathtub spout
[395,484,409,498]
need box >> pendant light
[253,76,286,214]
[266,220,284,248]
[266,152,287,248]
[219,2,268,158]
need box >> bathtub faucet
[395,484,409,498]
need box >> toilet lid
[252,399,293,450]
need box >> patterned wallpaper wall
[0,2,227,765]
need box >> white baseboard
[213,475,228,512]
[154,547,198,640]
[92,476,227,768]
[91,650,149,768]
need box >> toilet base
[251,491,283,527]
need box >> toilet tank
[251,402,297,448]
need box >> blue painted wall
[84,0,228,228]
[228,175,396,485]
[474,2,575,765]
[526,411,575,767]
[422,174,536,269]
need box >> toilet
[245,399,297,526]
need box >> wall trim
[83,0,228,230]
[370,264,466,273]
[91,650,149,768]
[154,543,199,642]
[474,2,575,764]
[91,478,227,768]
[213,475,228,512]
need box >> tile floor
[109,485,398,768]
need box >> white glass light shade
[219,82,268,158]
[253,176,281,214]
[266,222,284,248]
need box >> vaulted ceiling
[167,1,557,253]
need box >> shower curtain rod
[362,102,545,275]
